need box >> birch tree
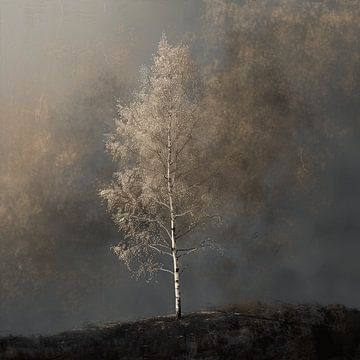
[100,35,219,319]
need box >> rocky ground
[1,303,360,359]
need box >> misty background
[0,0,359,335]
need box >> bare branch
[177,245,206,257]
[158,267,174,276]
[177,247,199,252]
[176,221,201,239]
[175,209,193,218]
[153,243,171,250]
[128,215,171,240]
[175,131,193,158]
[152,195,170,210]
[147,146,167,173]
[148,244,173,257]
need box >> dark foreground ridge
[1,304,360,360]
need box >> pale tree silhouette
[100,35,221,319]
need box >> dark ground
[1,304,360,360]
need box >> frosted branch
[158,267,174,276]
[148,244,173,257]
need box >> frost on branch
[100,35,221,283]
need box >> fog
[0,0,359,335]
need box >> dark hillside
[1,304,360,360]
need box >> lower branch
[149,245,173,257]
[158,267,174,276]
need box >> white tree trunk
[167,123,181,319]
[171,212,181,319]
